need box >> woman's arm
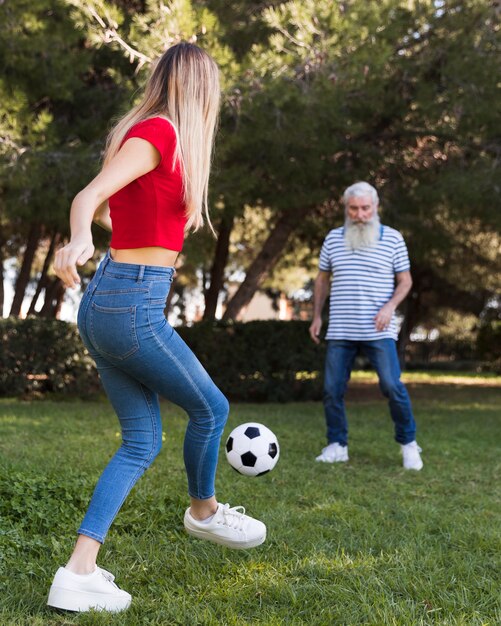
[53,138,161,289]
[93,200,112,233]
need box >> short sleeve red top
[109,117,187,251]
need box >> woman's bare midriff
[110,246,179,268]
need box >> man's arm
[309,270,331,344]
[374,270,413,332]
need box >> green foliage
[2,317,499,400]
[0,472,92,533]
[406,338,478,368]
[179,320,324,401]
[477,315,501,373]
[223,0,501,325]
[0,317,99,397]
[202,0,285,60]
[0,0,132,236]
[0,317,326,401]
[1,0,499,335]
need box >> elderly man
[309,181,423,470]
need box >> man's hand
[53,237,95,289]
[309,317,323,344]
[374,302,396,332]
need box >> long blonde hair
[103,43,221,232]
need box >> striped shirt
[319,225,410,341]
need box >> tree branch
[86,4,152,70]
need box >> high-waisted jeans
[76,251,229,543]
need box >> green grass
[350,370,501,385]
[0,383,500,625]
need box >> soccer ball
[225,422,280,477]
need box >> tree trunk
[203,212,235,320]
[9,223,43,317]
[0,240,5,318]
[222,210,303,321]
[39,277,65,318]
[28,231,61,316]
[400,284,424,366]
[164,274,177,316]
[397,299,410,369]
[0,208,4,317]
[53,280,66,319]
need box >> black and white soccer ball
[225,422,280,477]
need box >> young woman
[48,43,266,613]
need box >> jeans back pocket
[89,302,139,360]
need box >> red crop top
[109,117,187,251]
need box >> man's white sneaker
[401,441,423,471]
[184,503,266,549]
[315,442,349,463]
[47,566,131,612]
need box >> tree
[3,0,498,336]
[217,0,501,327]
[0,0,135,316]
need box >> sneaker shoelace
[220,504,246,531]
[98,568,120,590]
[406,444,422,454]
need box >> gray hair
[343,181,379,208]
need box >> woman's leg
[189,496,218,520]
[113,322,230,502]
[67,350,163,572]
[66,298,261,578]
[110,322,265,548]
[65,535,101,575]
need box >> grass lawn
[0,381,500,625]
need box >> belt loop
[137,264,145,282]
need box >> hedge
[2,317,495,400]
[0,317,100,397]
[177,320,325,401]
[0,318,325,401]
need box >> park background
[0,1,500,624]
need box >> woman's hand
[53,237,95,289]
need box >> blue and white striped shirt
[319,225,410,341]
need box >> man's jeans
[76,251,229,543]
[323,339,416,446]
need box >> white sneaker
[184,503,266,549]
[47,566,131,612]
[315,442,349,463]
[401,441,423,471]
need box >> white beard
[344,215,380,250]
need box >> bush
[405,336,477,363]
[476,320,501,362]
[4,317,496,399]
[0,317,100,397]
[178,320,325,401]
[0,318,325,401]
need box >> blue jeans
[76,251,229,543]
[323,339,416,447]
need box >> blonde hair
[103,43,220,233]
